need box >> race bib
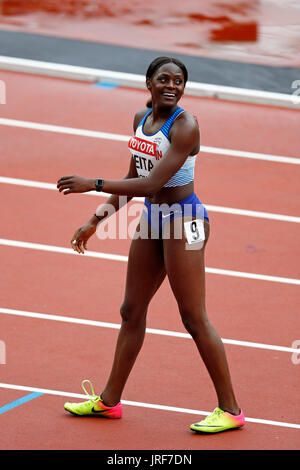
[184,219,205,245]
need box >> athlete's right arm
[70,108,148,254]
[91,156,138,224]
[70,156,138,254]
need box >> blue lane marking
[0,392,43,415]
[93,82,119,89]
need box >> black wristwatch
[95,178,104,192]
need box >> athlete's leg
[101,218,166,406]
[163,218,240,414]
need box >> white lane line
[0,238,128,262]
[204,204,300,223]
[202,145,300,164]
[205,267,300,285]
[0,307,299,354]
[1,238,300,285]
[0,117,129,141]
[0,382,299,429]
[0,117,299,165]
[1,176,300,224]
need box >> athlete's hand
[71,222,97,254]
[57,175,96,195]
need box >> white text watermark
[0,340,6,364]
[0,80,6,104]
[291,80,300,105]
[94,198,206,249]
[291,340,300,365]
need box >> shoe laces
[204,408,224,424]
[81,379,99,402]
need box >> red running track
[0,70,299,450]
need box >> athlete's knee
[120,300,147,325]
[120,301,135,322]
[180,307,209,338]
[181,315,198,337]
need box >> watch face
[96,179,103,191]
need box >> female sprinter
[57,56,245,434]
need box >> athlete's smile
[147,62,185,107]
[161,92,177,99]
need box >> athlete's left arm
[57,115,199,197]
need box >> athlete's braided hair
[145,56,188,108]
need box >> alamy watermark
[0,340,6,364]
[291,80,300,105]
[0,80,6,104]
[291,340,300,365]
[94,197,206,249]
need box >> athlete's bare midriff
[146,180,194,205]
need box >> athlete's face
[147,63,185,107]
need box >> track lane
[0,314,299,450]
[1,69,299,215]
[0,243,298,351]
[1,125,300,215]
[0,392,298,450]
[1,70,299,158]
[1,184,299,279]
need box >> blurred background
[0,0,299,82]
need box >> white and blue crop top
[128,107,197,187]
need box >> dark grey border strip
[0,29,300,92]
